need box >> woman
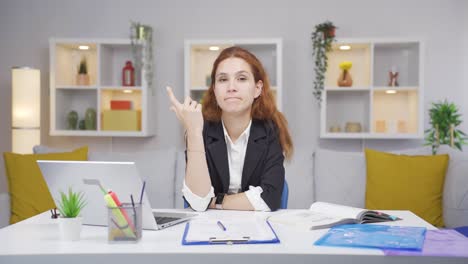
[167,46,293,211]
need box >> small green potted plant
[76,56,90,85]
[311,21,337,104]
[56,188,86,241]
[425,100,467,154]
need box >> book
[110,100,132,110]
[269,201,400,230]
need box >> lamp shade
[11,67,40,154]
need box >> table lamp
[11,67,40,154]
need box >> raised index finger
[166,86,182,108]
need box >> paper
[384,229,468,257]
[184,218,277,242]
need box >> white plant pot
[58,217,83,241]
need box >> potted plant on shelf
[56,188,87,241]
[425,100,467,155]
[311,20,337,104]
[76,56,90,86]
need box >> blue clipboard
[181,220,280,245]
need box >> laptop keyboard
[155,216,181,225]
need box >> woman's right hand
[166,86,204,133]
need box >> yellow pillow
[365,148,449,227]
[3,146,88,224]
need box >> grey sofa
[0,145,466,228]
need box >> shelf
[50,38,154,137]
[321,132,421,139]
[324,90,370,134]
[54,89,97,131]
[50,130,150,137]
[320,39,423,139]
[54,43,98,87]
[372,90,419,134]
[373,42,419,87]
[373,86,418,91]
[56,86,98,90]
[325,43,371,88]
[325,86,370,91]
[100,43,142,87]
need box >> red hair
[202,46,293,160]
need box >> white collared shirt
[182,120,271,211]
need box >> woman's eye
[238,76,247,81]
[217,78,227,82]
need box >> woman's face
[214,57,263,116]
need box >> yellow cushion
[3,147,88,224]
[365,148,449,227]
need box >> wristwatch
[215,193,225,209]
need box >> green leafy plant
[311,21,337,103]
[78,57,88,75]
[56,188,86,218]
[424,100,467,154]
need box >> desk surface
[0,209,465,264]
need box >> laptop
[37,160,196,230]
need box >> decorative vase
[337,70,353,87]
[85,108,96,130]
[76,74,90,86]
[345,122,362,133]
[67,111,79,130]
[58,217,83,241]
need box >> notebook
[38,160,196,230]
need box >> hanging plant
[130,21,154,94]
[311,21,337,104]
[424,100,467,154]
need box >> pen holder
[107,202,142,243]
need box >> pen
[139,181,146,204]
[217,221,226,231]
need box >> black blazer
[185,119,285,211]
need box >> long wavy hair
[202,46,293,160]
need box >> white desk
[0,209,465,264]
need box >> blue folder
[314,224,426,251]
[182,220,280,245]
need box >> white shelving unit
[49,38,155,137]
[320,38,424,139]
[184,39,283,111]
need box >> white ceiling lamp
[339,45,351,51]
[209,46,220,51]
[78,45,89,50]
[386,90,397,94]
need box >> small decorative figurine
[388,66,399,87]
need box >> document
[315,224,426,251]
[182,218,279,245]
[268,201,400,230]
[384,229,468,257]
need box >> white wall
[462,0,468,135]
[0,0,466,194]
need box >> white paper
[184,218,276,242]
